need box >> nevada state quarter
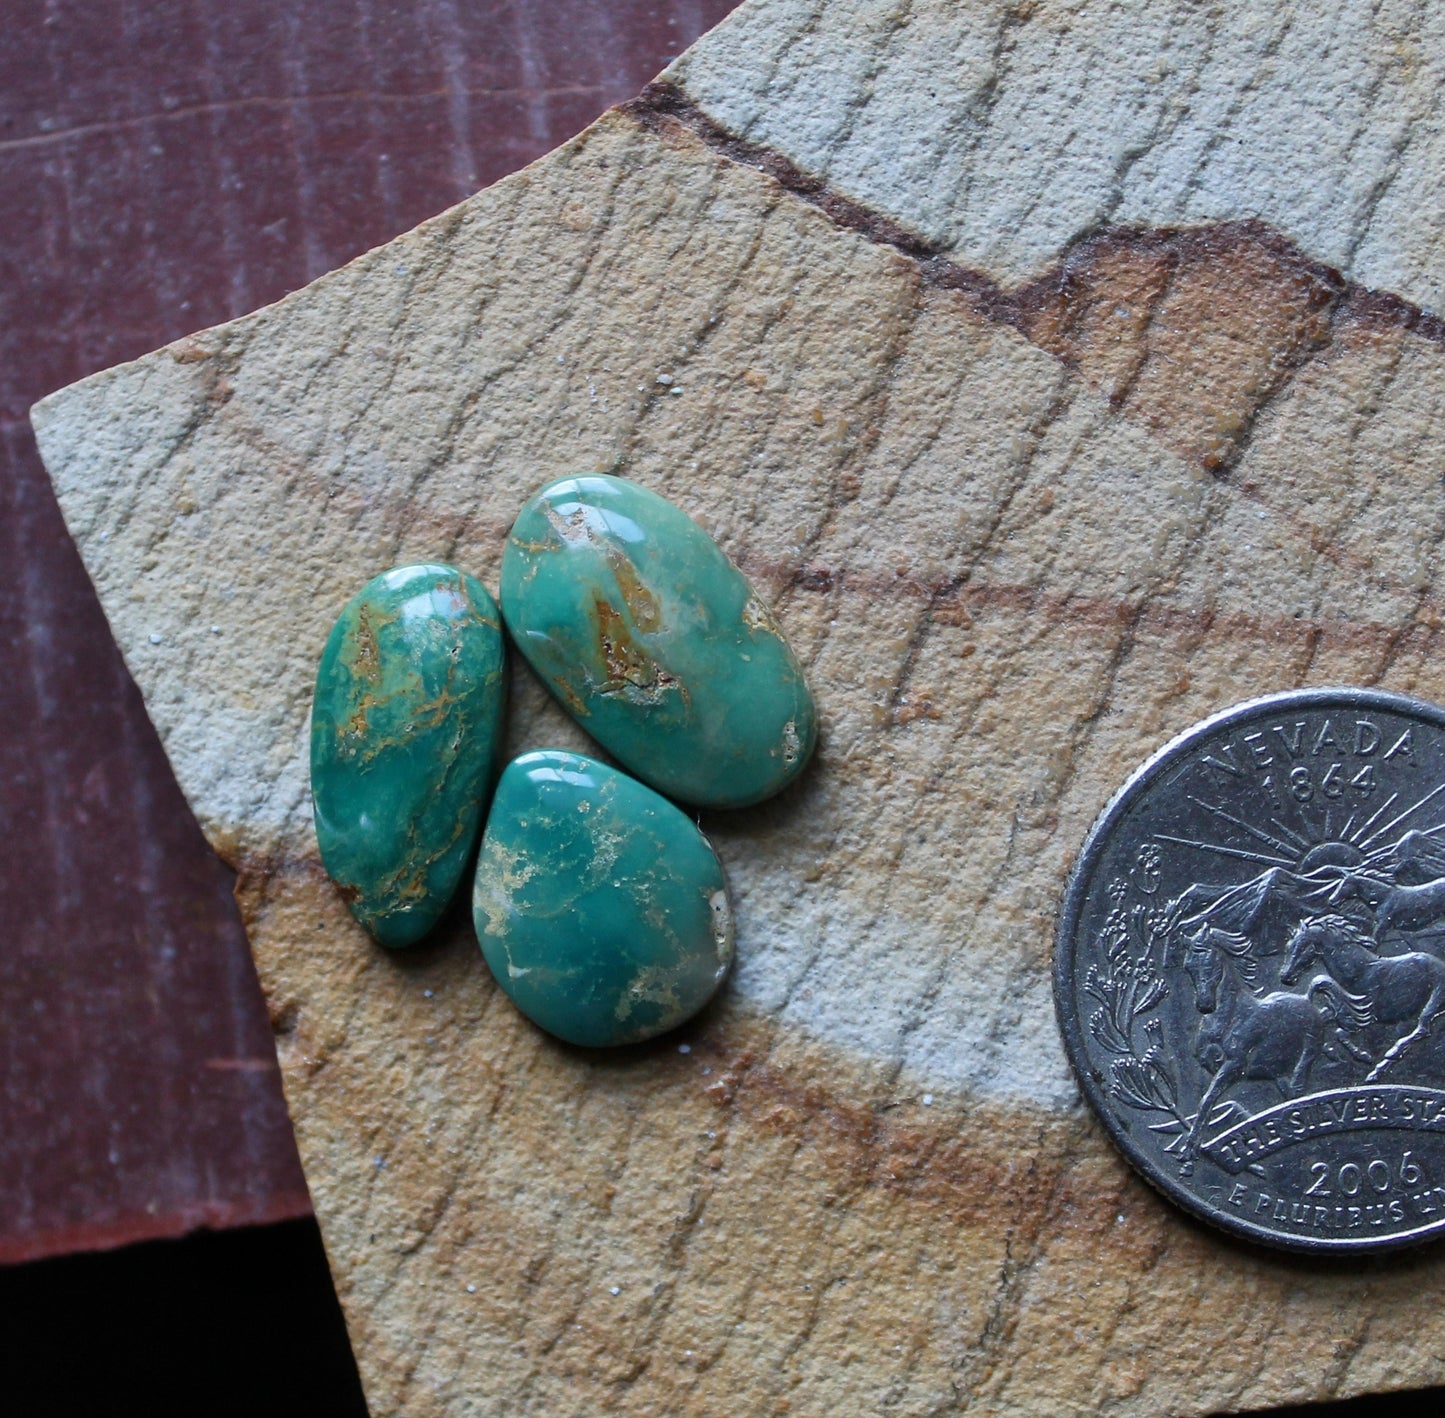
[1056,688,1445,1252]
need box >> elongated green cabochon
[500,474,816,808]
[474,751,733,1047]
[311,564,506,947]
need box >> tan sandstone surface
[30,1,1445,1413]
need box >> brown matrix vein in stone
[628,80,1445,476]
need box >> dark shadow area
[0,1211,1440,1416]
[1234,1390,1445,1417]
[0,1219,368,1418]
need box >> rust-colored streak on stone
[233,847,1424,1417]
[622,81,953,266]
[701,1042,1111,1232]
[608,549,664,633]
[764,558,1432,679]
[593,598,682,703]
[631,82,1445,482]
[1013,224,1346,474]
[1339,284,1445,347]
[242,845,1114,1238]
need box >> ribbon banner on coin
[1056,689,1445,1253]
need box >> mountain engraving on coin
[1056,689,1445,1252]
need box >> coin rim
[1055,686,1445,1254]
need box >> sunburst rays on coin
[1156,779,1445,875]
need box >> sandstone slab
[30,0,1445,1412]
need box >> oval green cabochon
[311,564,506,947]
[500,474,815,808]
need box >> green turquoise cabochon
[311,564,506,947]
[473,750,733,1047]
[499,474,816,808]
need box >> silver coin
[1056,688,1445,1253]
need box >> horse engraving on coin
[1056,689,1445,1252]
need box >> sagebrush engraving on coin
[1057,690,1445,1252]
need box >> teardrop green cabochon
[311,564,506,947]
[500,474,816,808]
[474,750,733,1047]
